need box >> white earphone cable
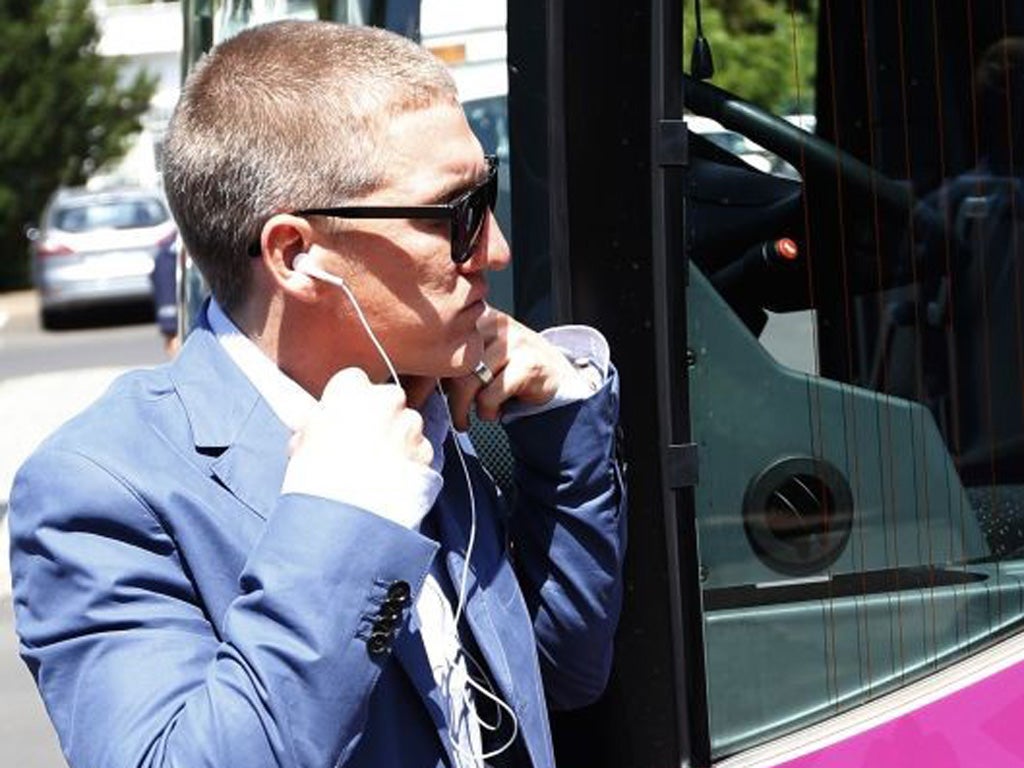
[296,255,519,764]
[294,256,400,384]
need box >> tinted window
[53,198,168,233]
[684,0,1024,758]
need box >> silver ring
[472,360,494,386]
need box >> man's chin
[402,337,484,380]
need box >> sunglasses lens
[451,158,499,263]
[452,187,488,263]
[486,165,498,210]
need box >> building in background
[91,0,182,189]
[89,0,510,190]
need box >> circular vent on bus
[742,456,854,576]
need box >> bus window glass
[684,0,1024,757]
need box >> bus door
[177,2,696,764]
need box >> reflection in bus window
[683,0,1024,758]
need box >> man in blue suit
[9,20,625,768]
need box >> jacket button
[378,605,403,623]
[386,580,411,605]
[367,631,390,655]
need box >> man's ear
[258,214,319,302]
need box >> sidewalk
[0,290,37,331]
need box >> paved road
[0,294,164,380]
[0,290,166,768]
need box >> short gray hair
[162,21,458,311]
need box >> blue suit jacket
[10,317,626,768]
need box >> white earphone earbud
[292,251,312,273]
[293,251,348,289]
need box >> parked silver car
[27,186,176,329]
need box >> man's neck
[230,294,438,411]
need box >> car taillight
[36,240,74,258]
[155,228,178,249]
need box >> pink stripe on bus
[776,658,1024,767]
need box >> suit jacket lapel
[392,611,462,768]
[207,402,291,519]
[434,437,556,768]
[391,435,523,767]
[168,318,291,520]
[433,438,517,707]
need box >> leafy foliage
[0,0,156,288]
[685,0,817,114]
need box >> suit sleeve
[503,366,627,710]
[9,446,437,768]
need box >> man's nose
[460,213,510,274]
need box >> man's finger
[476,305,502,340]
[445,374,479,431]
[474,366,515,422]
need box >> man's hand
[290,367,434,472]
[282,368,441,528]
[445,307,577,431]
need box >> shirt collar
[207,298,450,474]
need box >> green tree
[0,0,157,289]
[685,0,817,114]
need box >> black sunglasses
[278,154,499,264]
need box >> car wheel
[40,308,68,330]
